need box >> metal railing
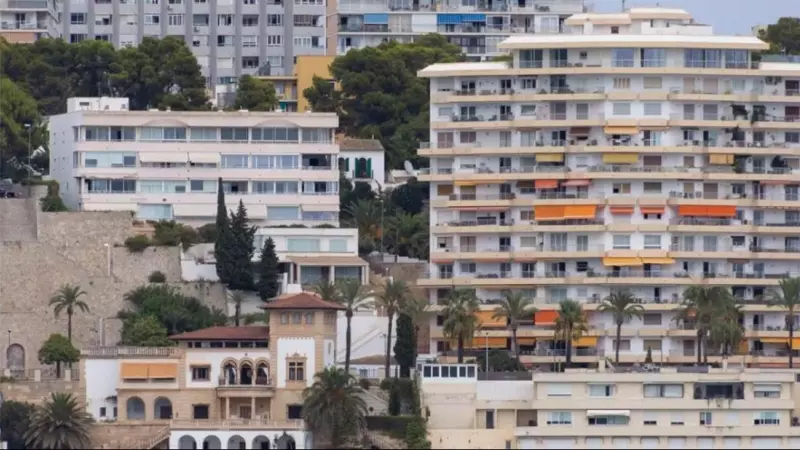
[170,418,304,430]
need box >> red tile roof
[261,292,345,311]
[170,326,270,341]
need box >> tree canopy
[759,17,800,55]
[234,75,279,111]
[37,334,79,377]
[303,34,463,169]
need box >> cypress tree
[393,313,415,378]
[214,178,232,285]
[256,237,280,301]
[226,200,256,291]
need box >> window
[644,384,683,398]
[460,131,476,143]
[612,183,631,194]
[612,102,631,116]
[438,107,452,118]
[753,384,781,398]
[267,35,282,46]
[280,313,289,324]
[643,411,658,425]
[168,14,183,26]
[547,412,572,425]
[612,340,631,351]
[144,14,160,25]
[292,312,302,324]
[242,35,258,47]
[700,412,712,425]
[643,314,662,325]
[612,235,631,250]
[99,407,107,417]
[192,404,210,419]
[611,48,635,67]
[251,127,299,143]
[189,127,217,141]
[191,366,210,381]
[641,48,666,67]
[520,105,536,116]
[267,14,282,25]
[588,384,614,397]
[670,412,685,425]
[220,127,248,141]
[242,15,258,26]
[221,155,248,168]
[293,14,318,27]
[613,77,630,89]
[287,238,320,252]
[643,181,662,193]
[786,132,800,144]
[70,13,87,24]
[643,103,662,116]
[268,206,299,220]
[644,235,661,249]
[643,77,663,89]
[305,312,314,324]
[287,404,303,419]
[546,383,572,397]
[753,411,779,425]
[460,262,476,273]
[589,415,629,426]
[190,180,215,193]
[288,361,305,381]
[329,238,347,252]
[643,339,662,351]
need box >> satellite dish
[403,160,419,177]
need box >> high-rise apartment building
[330,0,586,59]
[0,0,59,43]
[418,8,800,366]
[60,0,326,96]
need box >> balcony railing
[437,218,515,227]
[218,376,272,387]
[423,271,798,281]
[170,419,303,430]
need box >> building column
[251,397,256,419]
[225,397,230,419]
[329,265,335,282]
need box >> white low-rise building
[49,97,340,227]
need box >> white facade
[339,149,386,189]
[418,9,800,365]
[171,430,309,450]
[334,0,587,60]
[49,97,340,227]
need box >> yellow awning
[518,338,536,345]
[573,336,598,347]
[563,205,597,220]
[120,363,149,379]
[602,153,638,164]
[792,338,800,350]
[148,363,178,379]
[604,126,639,135]
[709,154,734,165]
[761,338,788,344]
[476,311,506,328]
[455,181,477,186]
[641,257,675,265]
[537,154,564,163]
[459,337,507,349]
[602,257,643,267]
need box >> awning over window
[455,181,477,186]
[120,363,149,379]
[138,152,188,163]
[476,311,506,328]
[573,336,597,346]
[678,205,736,217]
[640,206,665,215]
[641,257,675,265]
[188,153,220,164]
[792,338,800,351]
[535,179,559,189]
[518,338,537,345]
[602,153,638,164]
[537,154,564,163]
[148,363,178,379]
[563,205,597,220]
[760,337,787,344]
[570,127,592,136]
[363,13,389,24]
[534,310,559,324]
[464,337,506,349]
[709,154,734,165]
[534,205,565,221]
[610,206,634,215]
[603,126,639,135]
[602,257,643,267]
[562,179,591,187]
[587,410,631,417]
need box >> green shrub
[39,194,68,212]
[405,417,431,449]
[359,378,371,390]
[148,271,166,283]
[124,235,151,252]
[364,416,413,440]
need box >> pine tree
[214,178,232,286]
[393,313,415,378]
[256,237,281,301]
[226,200,256,291]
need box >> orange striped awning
[640,206,665,215]
[148,364,178,379]
[610,206,634,215]
[535,310,559,324]
[535,205,566,221]
[120,363,149,379]
[476,311,506,328]
[535,179,559,189]
[563,205,597,219]
[677,205,736,218]
[563,179,591,187]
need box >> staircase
[361,386,388,415]
[364,430,406,449]
[0,198,37,242]
[99,426,170,449]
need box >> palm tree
[344,199,382,248]
[674,286,734,364]
[386,212,428,260]
[597,291,644,364]
[24,393,93,449]
[310,279,339,303]
[49,284,90,344]
[442,289,480,363]
[401,296,430,370]
[373,278,410,378]
[228,291,245,327]
[554,299,588,367]
[302,367,367,448]
[336,278,373,375]
[709,302,744,358]
[492,291,537,363]
[768,277,800,368]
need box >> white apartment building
[331,0,586,59]
[49,97,340,227]
[0,0,59,43]
[417,8,800,366]
[421,363,800,449]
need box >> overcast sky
[593,0,796,34]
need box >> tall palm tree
[228,291,245,327]
[401,296,430,370]
[492,291,537,363]
[344,199,382,248]
[49,284,90,344]
[674,286,734,364]
[373,278,410,378]
[310,279,339,303]
[768,277,800,368]
[597,292,644,364]
[302,367,367,449]
[442,289,480,363]
[709,302,744,358]
[554,299,588,367]
[336,278,373,375]
[24,393,93,449]
[386,212,428,260]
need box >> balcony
[216,375,274,398]
[170,418,303,430]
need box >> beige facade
[421,363,800,449]
[418,8,800,367]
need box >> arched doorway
[5,344,24,376]
[178,435,197,450]
[154,397,173,419]
[202,436,221,450]
[226,435,246,450]
[223,362,236,385]
[240,362,253,385]
[252,436,271,450]
[255,362,270,385]
[275,433,296,450]
[126,397,145,420]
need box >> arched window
[126,397,145,420]
[240,362,253,385]
[223,362,237,385]
[154,397,173,419]
[256,362,270,385]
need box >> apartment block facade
[0,0,59,43]
[49,96,340,227]
[418,9,800,366]
[330,0,585,59]
[421,363,800,449]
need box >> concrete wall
[91,423,169,449]
[0,207,225,372]
[429,429,516,450]
[0,378,81,405]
